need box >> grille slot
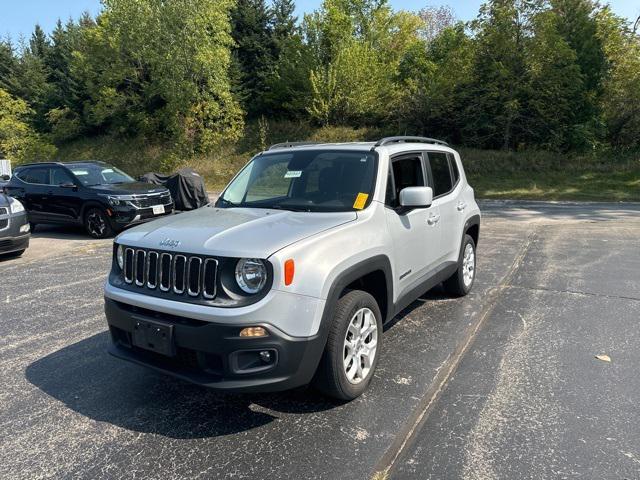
[173,255,187,294]
[0,207,8,215]
[187,257,202,297]
[122,247,219,299]
[134,250,146,286]
[124,248,135,283]
[159,253,172,291]
[203,259,218,299]
[146,251,159,289]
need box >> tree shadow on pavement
[25,331,337,440]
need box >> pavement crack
[371,228,539,479]
[507,284,640,303]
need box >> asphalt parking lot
[1,200,639,480]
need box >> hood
[116,206,357,258]
[87,182,168,195]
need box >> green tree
[0,88,56,162]
[231,0,275,117]
[75,0,242,152]
[597,7,640,149]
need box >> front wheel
[443,234,476,297]
[84,208,114,239]
[313,290,382,401]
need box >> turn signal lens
[240,327,267,338]
[284,259,295,286]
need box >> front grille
[124,248,218,299]
[0,207,7,215]
[130,192,172,209]
[0,219,7,230]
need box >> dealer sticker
[284,170,302,178]
[353,193,369,210]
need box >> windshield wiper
[217,198,242,208]
[267,205,311,212]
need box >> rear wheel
[313,290,382,400]
[84,208,114,239]
[443,234,476,296]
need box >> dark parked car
[0,193,30,257]
[4,161,174,238]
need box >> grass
[55,121,640,202]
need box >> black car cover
[140,168,209,211]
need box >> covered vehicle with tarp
[140,168,209,211]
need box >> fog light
[259,351,272,363]
[19,223,30,233]
[239,327,267,338]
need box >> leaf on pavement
[595,354,611,363]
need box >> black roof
[15,160,109,169]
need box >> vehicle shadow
[25,331,337,439]
[30,224,95,241]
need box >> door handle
[427,214,440,225]
[457,202,467,212]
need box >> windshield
[69,164,135,186]
[217,150,377,212]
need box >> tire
[84,208,114,239]
[443,234,476,297]
[313,290,383,401]
[29,222,37,233]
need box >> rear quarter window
[17,167,50,185]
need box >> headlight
[116,245,125,270]
[101,194,134,206]
[9,199,25,214]
[235,258,267,294]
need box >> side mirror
[399,186,433,209]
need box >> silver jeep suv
[104,137,480,400]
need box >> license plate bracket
[132,318,175,356]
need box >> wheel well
[466,223,479,246]
[342,270,388,322]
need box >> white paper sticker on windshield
[71,170,89,176]
[102,168,114,173]
[284,170,302,178]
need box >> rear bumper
[104,297,327,392]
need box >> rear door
[427,151,464,262]
[384,153,442,295]
[13,167,51,222]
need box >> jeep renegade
[104,137,480,400]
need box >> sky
[1,0,639,42]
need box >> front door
[384,153,442,298]
[46,167,83,223]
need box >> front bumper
[110,202,175,228]
[105,297,327,392]
[0,211,30,254]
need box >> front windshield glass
[217,150,377,212]
[69,164,135,186]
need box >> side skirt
[391,261,457,317]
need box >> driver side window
[385,156,425,208]
[51,168,75,186]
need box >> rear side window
[386,156,425,207]
[428,152,453,197]
[17,167,50,185]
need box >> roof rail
[14,161,63,168]
[268,141,325,150]
[374,136,449,147]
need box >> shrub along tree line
[0,0,639,164]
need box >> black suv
[4,161,174,238]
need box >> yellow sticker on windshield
[353,193,369,210]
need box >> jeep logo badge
[159,238,181,248]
